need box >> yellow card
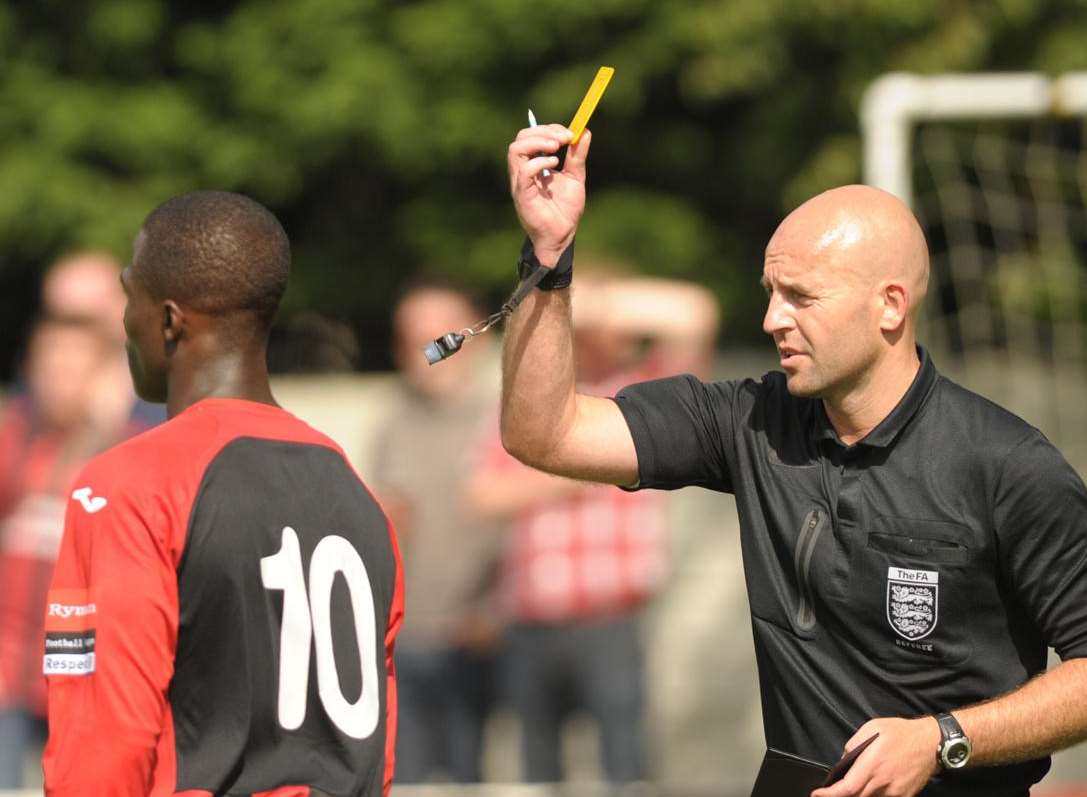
[568,66,615,145]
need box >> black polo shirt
[614,348,1087,796]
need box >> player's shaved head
[134,191,290,329]
[768,184,929,313]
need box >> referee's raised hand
[507,124,590,266]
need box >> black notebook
[749,734,879,797]
[750,748,829,797]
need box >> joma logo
[71,487,107,514]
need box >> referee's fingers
[509,127,570,169]
[514,123,571,143]
[508,135,565,161]
[522,156,560,183]
[811,760,871,797]
[508,135,564,192]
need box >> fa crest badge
[886,566,938,641]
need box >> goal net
[862,73,1087,469]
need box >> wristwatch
[934,712,972,770]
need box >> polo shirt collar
[813,346,938,450]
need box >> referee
[502,126,1087,796]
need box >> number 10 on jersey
[261,526,380,739]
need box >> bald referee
[43,191,403,797]
[501,125,1087,796]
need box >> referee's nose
[762,291,793,337]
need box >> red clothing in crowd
[478,371,668,623]
[0,397,145,717]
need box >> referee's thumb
[564,129,592,181]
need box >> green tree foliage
[0,0,1085,369]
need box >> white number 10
[260,526,380,739]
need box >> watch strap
[935,712,965,743]
[934,711,971,770]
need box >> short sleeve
[613,374,741,493]
[994,432,1087,660]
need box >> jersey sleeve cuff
[611,394,653,492]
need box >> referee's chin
[782,369,820,398]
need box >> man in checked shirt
[467,268,718,784]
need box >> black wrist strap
[422,239,575,365]
[517,237,575,290]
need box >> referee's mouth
[778,347,807,367]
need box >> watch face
[943,739,971,769]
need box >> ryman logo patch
[43,589,97,676]
[886,566,938,641]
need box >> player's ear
[162,300,185,347]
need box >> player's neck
[823,344,920,446]
[165,346,278,419]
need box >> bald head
[762,185,931,403]
[768,185,929,312]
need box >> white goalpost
[861,72,1087,468]
[861,72,1087,205]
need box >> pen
[527,108,550,178]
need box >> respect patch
[43,589,97,676]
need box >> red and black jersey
[43,398,404,797]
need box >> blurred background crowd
[1,1,1087,795]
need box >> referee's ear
[878,281,910,333]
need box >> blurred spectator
[267,312,361,373]
[466,271,719,784]
[0,252,162,787]
[0,315,150,788]
[371,283,504,783]
[41,252,126,329]
[41,251,165,429]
